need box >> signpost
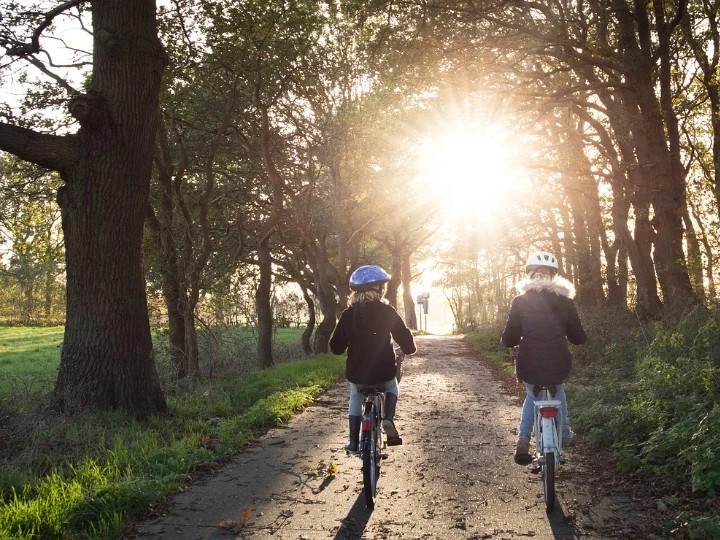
[416,291,429,332]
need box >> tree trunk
[256,241,274,369]
[689,200,716,299]
[166,287,186,376]
[401,253,417,330]
[181,293,200,377]
[682,206,705,302]
[300,283,315,356]
[386,250,402,310]
[312,258,338,354]
[47,0,168,417]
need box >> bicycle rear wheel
[542,451,556,512]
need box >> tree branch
[0,122,78,173]
[6,0,87,56]
[26,55,80,95]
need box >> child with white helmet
[501,251,588,463]
[330,265,417,452]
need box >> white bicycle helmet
[525,251,559,273]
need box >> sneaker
[383,419,400,440]
[515,436,530,455]
[345,443,359,454]
[514,436,532,465]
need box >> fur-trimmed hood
[517,275,576,299]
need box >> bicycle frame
[532,386,562,512]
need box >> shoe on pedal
[514,436,532,465]
[345,443,359,454]
[383,419,402,445]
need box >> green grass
[0,326,346,539]
[0,326,64,396]
[0,326,305,399]
[462,325,515,379]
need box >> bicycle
[531,384,563,513]
[357,386,402,508]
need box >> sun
[416,125,524,224]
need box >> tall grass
[0,327,345,539]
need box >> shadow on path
[334,493,374,539]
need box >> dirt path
[129,335,661,539]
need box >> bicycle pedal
[386,437,403,446]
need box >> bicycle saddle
[532,384,558,398]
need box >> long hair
[349,284,387,305]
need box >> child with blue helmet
[330,265,417,451]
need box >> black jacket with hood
[330,300,416,385]
[501,276,588,385]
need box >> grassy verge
[0,326,64,396]
[0,327,345,539]
[464,307,720,539]
[462,327,515,379]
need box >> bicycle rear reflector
[539,407,558,418]
[362,419,372,431]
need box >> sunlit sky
[415,122,526,227]
[408,120,529,333]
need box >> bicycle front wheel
[542,451,556,512]
[362,424,379,507]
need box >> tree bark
[312,255,338,354]
[386,250,402,310]
[300,282,315,356]
[256,240,275,369]
[401,253,417,330]
[0,0,169,417]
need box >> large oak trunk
[52,0,167,417]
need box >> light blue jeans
[348,379,399,416]
[518,381,570,439]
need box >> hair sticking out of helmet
[349,265,391,292]
[525,251,559,275]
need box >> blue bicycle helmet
[349,265,391,291]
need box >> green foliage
[463,326,516,378]
[466,307,720,521]
[0,347,345,539]
[571,310,720,498]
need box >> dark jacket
[330,300,417,385]
[501,276,587,385]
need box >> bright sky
[407,120,530,333]
[415,122,526,227]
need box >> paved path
[129,335,643,539]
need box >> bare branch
[25,55,80,95]
[6,0,87,56]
